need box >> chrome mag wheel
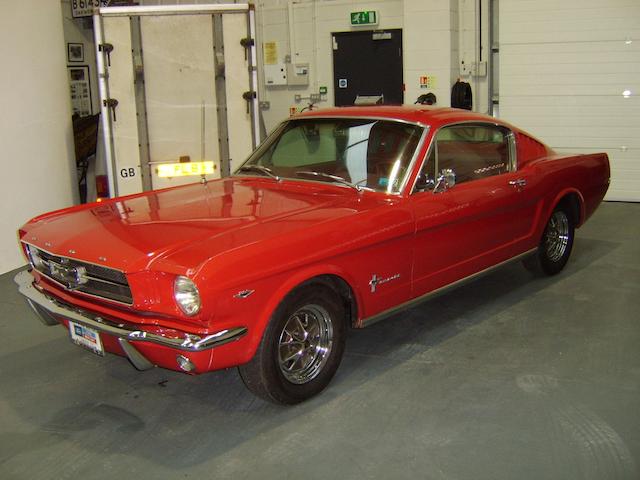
[278,304,334,385]
[544,210,570,262]
[238,283,346,404]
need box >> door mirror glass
[434,168,456,193]
[415,172,435,192]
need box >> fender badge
[234,289,255,299]
[369,273,400,293]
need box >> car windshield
[236,118,424,194]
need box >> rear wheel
[238,283,346,404]
[524,207,575,275]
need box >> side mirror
[434,168,456,193]
[414,172,435,192]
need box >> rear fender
[549,188,585,227]
[535,188,585,242]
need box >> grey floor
[1,202,639,480]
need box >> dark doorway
[332,29,403,106]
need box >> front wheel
[238,283,346,404]
[524,207,575,275]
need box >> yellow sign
[157,161,215,178]
[263,42,278,65]
[420,75,437,89]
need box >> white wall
[0,1,77,273]
[255,0,461,131]
[500,0,640,201]
[404,0,459,109]
[457,0,490,113]
[256,0,404,130]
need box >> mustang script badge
[369,273,401,293]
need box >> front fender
[213,263,362,365]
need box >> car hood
[22,178,376,273]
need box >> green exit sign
[350,11,378,26]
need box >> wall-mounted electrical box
[264,63,287,86]
[460,60,487,77]
[286,63,309,86]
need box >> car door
[410,123,541,296]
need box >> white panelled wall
[500,0,640,201]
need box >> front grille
[26,245,133,305]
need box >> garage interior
[1,0,639,479]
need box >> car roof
[296,105,517,132]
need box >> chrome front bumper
[14,270,247,370]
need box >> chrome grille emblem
[49,261,88,290]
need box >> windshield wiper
[295,170,365,192]
[238,165,281,181]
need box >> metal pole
[93,12,118,198]
[488,0,499,117]
[248,6,260,148]
[100,4,249,17]
[213,14,231,177]
[130,17,153,191]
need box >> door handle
[509,179,527,188]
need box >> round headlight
[174,276,201,316]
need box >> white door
[499,0,640,201]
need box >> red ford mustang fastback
[16,106,609,404]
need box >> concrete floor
[1,201,639,480]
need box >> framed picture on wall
[67,65,92,117]
[67,43,84,63]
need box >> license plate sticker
[69,321,104,356]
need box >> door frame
[93,4,260,197]
[331,28,404,107]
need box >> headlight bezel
[173,275,201,316]
[26,244,46,271]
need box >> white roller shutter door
[500,0,640,201]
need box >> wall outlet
[460,60,471,76]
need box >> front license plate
[69,321,104,356]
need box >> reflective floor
[1,202,639,480]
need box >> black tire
[524,206,575,276]
[238,283,346,404]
